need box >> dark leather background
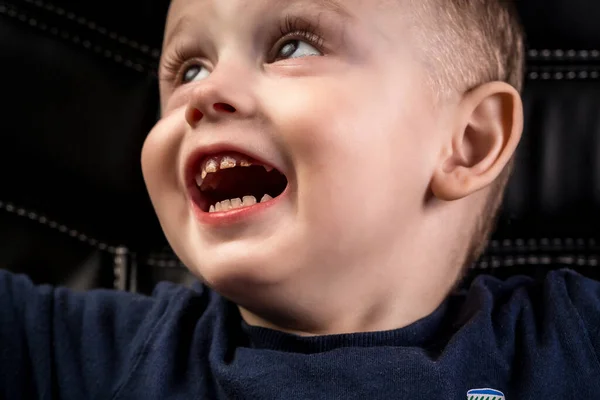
[1,0,599,293]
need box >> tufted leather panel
[475,0,600,284]
[517,0,600,49]
[1,0,600,293]
[0,0,170,290]
[500,79,600,237]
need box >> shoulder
[464,268,600,319]
[468,268,600,312]
[463,269,600,361]
[545,269,600,355]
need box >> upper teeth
[195,153,274,188]
[220,156,236,169]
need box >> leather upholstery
[472,0,600,285]
[0,0,171,291]
[1,0,599,293]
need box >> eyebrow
[162,0,352,50]
[314,0,353,18]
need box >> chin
[177,230,301,294]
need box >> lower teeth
[209,194,274,213]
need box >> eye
[182,64,211,84]
[274,39,322,62]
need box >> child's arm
[0,268,171,399]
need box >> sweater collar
[237,295,456,354]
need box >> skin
[141,0,523,336]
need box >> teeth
[220,156,236,170]
[207,195,267,213]
[231,198,242,208]
[243,196,257,207]
[197,153,283,212]
[195,173,204,187]
[198,155,248,186]
[198,154,279,191]
[205,159,218,173]
[220,199,232,211]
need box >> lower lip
[188,186,289,226]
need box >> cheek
[161,85,197,117]
[263,74,433,240]
[264,76,373,164]
[141,113,187,214]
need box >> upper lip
[183,143,283,188]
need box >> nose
[185,66,256,127]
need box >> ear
[430,82,523,201]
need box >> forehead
[167,0,352,21]
[163,0,405,44]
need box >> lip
[183,143,288,226]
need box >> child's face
[142,0,446,303]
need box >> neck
[238,219,467,336]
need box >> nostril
[190,108,204,123]
[214,103,236,113]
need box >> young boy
[2,0,599,398]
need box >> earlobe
[431,82,523,201]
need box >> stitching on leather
[526,49,600,81]
[0,200,117,254]
[492,237,596,247]
[528,69,600,81]
[487,237,598,251]
[528,49,600,60]
[146,257,186,269]
[475,255,600,270]
[1,200,134,290]
[20,0,161,59]
[0,3,156,75]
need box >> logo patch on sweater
[467,388,505,400]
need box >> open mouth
[191,152,288,213]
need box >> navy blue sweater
[1,268,599,399]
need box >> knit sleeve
[0,269,169,400]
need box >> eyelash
[160,16,326,86]
[274,15,325,57]
[160,45,200,85]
